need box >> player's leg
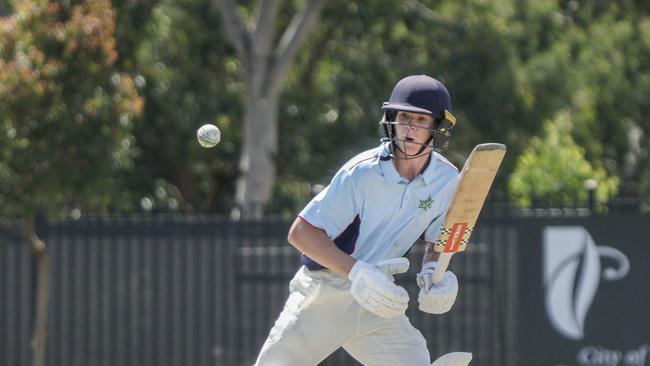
[342,314,431,366]
[254,268,357,366]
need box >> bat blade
[430,143,506,283]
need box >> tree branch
[299,23,335,90]
[22,214,50,366]
[23,215,47,255]
[405,0,464,31]
[215,0,251,62]
[266,0,326,96]
[253,0,280,57]
[250,0,281,95]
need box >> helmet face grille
[379,111,454,159]
[380,75,456,158]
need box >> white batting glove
[376,257,410,277]
[431,352,473,366]
[348,258,410,318]
[416,261,458,314]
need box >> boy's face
[393,111,436,156]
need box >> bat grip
[431,253,452,284]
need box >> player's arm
[287,216,356,277]
[288,216,410,318]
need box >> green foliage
[0,0,142,220]
[275,0,540,205]
[113,0,243,213]
[509,111,619,208]
[0,0,11,16]
[3,0,648,216]
[513,0,650,202]
[267,177,313,219]
[273,0,649,211]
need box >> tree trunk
[215,0,326,219]
[235,93,278,220]
[23,215,50,366]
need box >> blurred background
[0,0,648,365]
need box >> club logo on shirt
[419,196,434,211]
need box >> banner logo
[543,226,630,340]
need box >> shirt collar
[421,154,439,186]
[378,143,439,186]
[379,143,403,185]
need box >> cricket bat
[430,143,506,284]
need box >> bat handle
[431,253,452,284]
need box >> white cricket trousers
[254,266,431,366]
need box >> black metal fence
[0,215,518,366]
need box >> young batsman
[254,75,472,366]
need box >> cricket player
[254,75,472,366]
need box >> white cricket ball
[197,124,221,148]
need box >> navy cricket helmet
[379,75,457,158]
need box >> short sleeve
[299,168,360,239]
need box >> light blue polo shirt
[299,142,459,270]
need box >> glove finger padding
[349,261,409,318]
[431,352,473,366]
[376,257,410,277]
[417,263,458,314]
